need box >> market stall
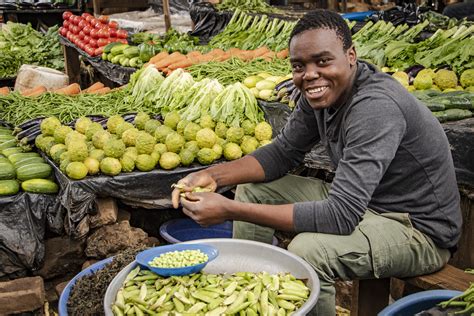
[0,1,473,314]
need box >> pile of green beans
[438,281,474,314]
[149,250,208,268]
[187,57,291,86]
[112,267,311,315]
[0,89,156,126]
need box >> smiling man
[171,10,462,315]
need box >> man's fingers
[171,189,181,209]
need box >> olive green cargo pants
[232,174,451,316]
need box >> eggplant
[16,125,41,141]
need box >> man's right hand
[171,170,217,209]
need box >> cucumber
[0,162,15,180]
[2,147,24,157]
[123,46,139,58]
[0,139,17,151]
[432,111,448,123]
[424,102,445,112]
[445,109,473,121]
[0,179,19,196]
[433,96,473,110]
[119,57,130,67]
[0,135,15,142]
[8,152,40,164]
[21,179,58,194]
[110,44,129,56]
[111,54,123,64]
[103,42,122,54]
[13,157,46,169]
[0,129,12,136]
[16,163,52,181]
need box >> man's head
[289,10,357,110]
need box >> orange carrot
[149,51,170,64]
[261,51,277,61]
[154,52,186,69]
[83,82,104,93]
[214,52,231,62]
[55,83,81,95]
[252,46,270,58]
[187,51,202,58]
[88,87,111,95]
[167,58,195,70]
[0,87,10,96]
[24,86,47,97]
[276,48,289,59]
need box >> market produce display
[209,10,296,51]
[132,28,204,55]
[0,22,63,78]
[112,266,311,315]
[59,11,128,57]
[36,105,272,179]
[0,125,58,196]
[216,0,280,14]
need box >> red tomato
[117,30,128,39]
[108,20,118,29]
[90,29,99,39]
[95,46,104,56]
[85,45,95,56]
[83,35,91,43]
[78,20,87,30]
[118,39,128,44]
[94,21,103,29]
[83,25,91,35]
[63,11,73,20]
[85,15,93,23]
[97,28,109,39]
[98,15,109,23]
[97,38,108,47]
[89,39,98,48]
[59,27,67,37]
[108,28,117,38]
[90,18,98,26]
[72,25,80,35]
[79,31,85,40]
[81,13,92,19]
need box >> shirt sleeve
[250,97,321,181]
[294,94,407,235]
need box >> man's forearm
[206,155,266,187]
[227,199,295,231]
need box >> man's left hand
[180,192,231,227]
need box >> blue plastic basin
[160,218,279,246]
[378,289,463,316]
[341,11,375,21]
[58,257,113,316]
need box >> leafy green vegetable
[0,22,63,78]
[216,0,280,14]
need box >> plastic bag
[0,192,63,279]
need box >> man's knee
[235,183,261,203]
[288,233,328,268]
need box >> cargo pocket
[358,211,415,279]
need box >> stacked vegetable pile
[59,11,128,57]
[209,10,296,52]
[216,0,280,14]
[0,22,63,78]
[0,125,58,196]
[112,267,311,315]
[37,106,272,179]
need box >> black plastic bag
[258,100,292,136]
[0,192,63,279]
[189,3,232,43]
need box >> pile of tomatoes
[59,11,129,57]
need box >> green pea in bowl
[135,243,219,277]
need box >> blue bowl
[160,219,279,246]
[378,289,463,316]
[58,257,113,316]
[135,243,219,277]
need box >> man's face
[289,28,357,110]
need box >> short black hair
[289,9,353,51]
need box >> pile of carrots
[0,82,114,98]
[147,47,289,75]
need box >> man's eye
[292,64,303,71]
[318,59,329,65]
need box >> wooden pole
[163,0,171,31]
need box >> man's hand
[171,170,217,209]
[180,192,231,226]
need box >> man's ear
[347,45,357,66]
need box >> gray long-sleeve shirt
[251,61,462,249]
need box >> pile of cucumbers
[101,42,145,68]
[0,126,58,196]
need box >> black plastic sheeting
[0,192,64,279]
[189,3,233,43]
[46,153,223,238]
[149,0,193,13]
[258,100,293,136]
[59,36,136,86]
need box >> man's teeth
[308,87,327,93]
